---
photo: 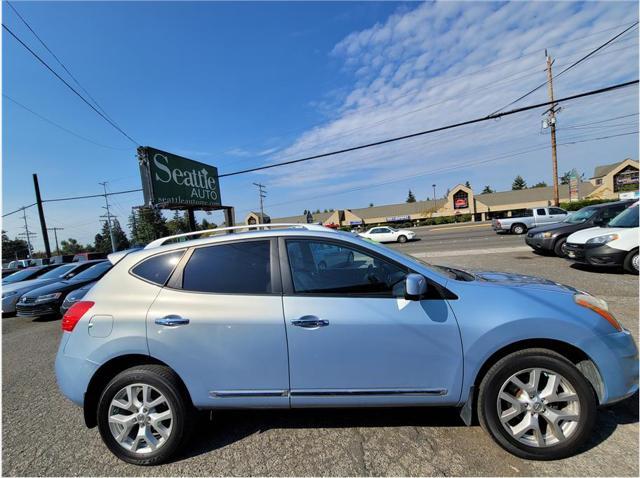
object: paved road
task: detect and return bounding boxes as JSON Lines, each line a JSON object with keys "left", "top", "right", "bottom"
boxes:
{"left": 2, "top": 234, "right": 638, "bottom": 476}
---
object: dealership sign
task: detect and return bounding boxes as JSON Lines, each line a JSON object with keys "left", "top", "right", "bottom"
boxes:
{"left": 138, "top": 147, "right": 221, "bottom": 208}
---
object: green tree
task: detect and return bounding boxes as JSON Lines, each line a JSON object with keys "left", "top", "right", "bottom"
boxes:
{"left": 94, "top": 219, "right": 130, "bottom": 253}
{"left": 531, "top": 181, "right": 548, "bottom": 188}
{"left": 166, "top": 211, "right": 190, "bottom": 235}
{"left": 60, "top": 238, "right": 87, "bottom": 254}
{"left": 1, "top": 231, "right": 30, "bottom": 260}
{"left": 560, "top": 170, "right": 585, "bottom": 185}
{"left": 481, "top": 185, "right": 494, "bottom": 194}
{"left": 406, "top": 189, "right": 416, "bottom": 203}
{"left": 129, "top": 208, "right": 168, "bottom": 246}
{"left": 512, "top": 175, "right": 527, "bottom": 190}
{"left": 199, "top": 219, "right": 217, "bottom": 230}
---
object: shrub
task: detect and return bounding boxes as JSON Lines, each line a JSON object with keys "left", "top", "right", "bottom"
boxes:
{"left": 559, "top": 198, "right": 616, "bottom": 211}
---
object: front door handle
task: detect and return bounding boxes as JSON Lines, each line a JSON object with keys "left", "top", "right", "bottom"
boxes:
{"left": 155, "top": 315, "right": 189, "bottom": 327}
{"left": 291, "top": 315, "right": 329, "bottom": 328}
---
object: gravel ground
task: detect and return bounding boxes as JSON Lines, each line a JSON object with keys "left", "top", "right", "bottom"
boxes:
{"left": 2, "top": 233, "right": 638, "bottom": 476}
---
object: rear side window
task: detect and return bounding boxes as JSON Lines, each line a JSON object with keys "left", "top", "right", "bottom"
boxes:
{"left": 182, "top": 241, "right": 271, "bottom": 294}
{"left": 131, "top": 250, "right": 185, "bottom": 285}
{"left": 536, "top": 209, "right": 546, "bottom": 216}
{"left": 549, "top": 208, "right": 566, "bottom": 215}
{"left": 601, "top": 204, "right": 627, "bottom": 220}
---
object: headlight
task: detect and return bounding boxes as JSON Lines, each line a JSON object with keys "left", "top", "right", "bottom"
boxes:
{"left": 35, "top": 292, "right": 62, "bottom": 303}
{"left": 586, "top": 233, "right": 619, "bottom": 245}
{"left": 574, "top": 293, "right": 622, "bottom": 332}
{"left": 2, "top": 291, "right": 17, "bottom": 298}
{"left": 534, "top": 232, "right": 553, "bottom": 239}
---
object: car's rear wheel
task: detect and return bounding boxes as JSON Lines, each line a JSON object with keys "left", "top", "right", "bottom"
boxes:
{"left": 397, "top": 235, "right": 408, "bottom": 243}
{"left": 511, "top": 224, "right": 527, "bottom": 235}
{"left": 553, "top": 238, "right": 567, "bottom": 258}
{"left": 97, "top": 365, "right": 193, "bottom": 465}
{"left": 623, "top": 249, "right": 639, "bottom": 275}
{"left": 478, "top": 349, "right": 596, "bottom": 460}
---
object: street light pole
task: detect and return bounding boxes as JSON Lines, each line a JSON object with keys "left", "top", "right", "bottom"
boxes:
{"left": 432, "top": 184, "right": 436, "bottom": 201}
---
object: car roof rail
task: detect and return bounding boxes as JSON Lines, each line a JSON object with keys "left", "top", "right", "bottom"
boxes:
{"left": 144, "top": 223, "right": 331, "bottom": 249}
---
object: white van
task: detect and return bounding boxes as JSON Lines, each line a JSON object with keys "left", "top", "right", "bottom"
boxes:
{"left": 564, "top": 201, "right": 638, "bottom": 274}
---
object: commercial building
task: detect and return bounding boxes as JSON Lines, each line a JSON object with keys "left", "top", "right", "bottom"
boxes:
{"left": 245, "top": 158, "right": 639, "bottom": 228}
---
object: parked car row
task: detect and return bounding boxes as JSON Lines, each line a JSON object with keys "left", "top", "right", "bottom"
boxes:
{"left": 1, "top": 260, "right": 109, "bottom": 317}
{"left": 524, "top": 200, "right": 638, "bottom": 274}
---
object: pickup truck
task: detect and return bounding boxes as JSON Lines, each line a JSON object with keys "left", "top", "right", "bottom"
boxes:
{"left": 492, "top": 206, "right": 568, "bottom": 234}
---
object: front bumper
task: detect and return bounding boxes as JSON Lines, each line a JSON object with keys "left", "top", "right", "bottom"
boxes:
{"left": 2, "top": 294, "right": 20, "bottom": 314}
{"left": 564, "top": 243, "right": 627, "bottom": 267}
{"left": 525, "top": 234, "right": 554, "bottom": 252}
{"left": 16, "top": 300, "right": 61, "bottom": 317}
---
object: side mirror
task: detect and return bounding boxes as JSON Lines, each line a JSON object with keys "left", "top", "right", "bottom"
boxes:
{"left": 405, "top": 273, "right": 427, "bottom": 301}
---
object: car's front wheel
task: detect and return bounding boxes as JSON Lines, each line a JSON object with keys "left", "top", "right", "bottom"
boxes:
{"left": 623, "top": 249, "right": 639, "bottom": 275}
{"left": 553, "top": 238, "right": 567, "bottom": 258}
{"left": 397, "top": 235, "right": 408, "bottom": 243}
{"left": 97, "top": 365, "right": 193, "bottom": 465}
{"left": 478, "top": 349, "right": 596, "bottom": 460}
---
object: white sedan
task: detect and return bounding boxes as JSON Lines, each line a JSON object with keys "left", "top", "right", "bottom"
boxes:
{"left": 358, "top": 226, "right": 416, "bottom": 243}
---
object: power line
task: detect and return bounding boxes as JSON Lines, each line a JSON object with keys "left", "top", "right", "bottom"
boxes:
{"left": 490, "top": 21, "right": 639, "bottom": 114}
{"left": 3, "top": 94, "right": 131, "bottom": 150}
{"left": 218, "top": 79, "right": 638, "bottom": 178}
{"left": 2, "top": 23, "right": 140, "bottom": 146}
{"left": 2, "top": 203, "right": 37, "bottom": 218}
{"left": 42, "top": 188, "right": 143, "bottom": 203}
{"left": 6, "top": 1, "right": 121, "bottom": 127}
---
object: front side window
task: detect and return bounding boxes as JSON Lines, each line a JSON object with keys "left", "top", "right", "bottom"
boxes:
{"left": 182, "top": 241, "right": 271, "bottom": 294}
{"left": 132, "top": 250, "right": 185, "bottom": 286}
{"left": 286, "top": 240, "right": 406, "bottom": 296}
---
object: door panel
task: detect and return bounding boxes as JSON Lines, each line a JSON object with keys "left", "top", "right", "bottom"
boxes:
{"left": 284, "top": 296, "right": 463, "bottom": 406}
{"left": 147, "top": 290, "right": 289, "bottom": 408}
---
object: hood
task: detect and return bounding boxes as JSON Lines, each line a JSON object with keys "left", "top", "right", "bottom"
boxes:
{"left": 2, "top": 278, "right": 58, "bottom": 294}
{"left": 21, "top": 279, "right": 86, "bottom": 299}
{"left": 567, "top": 226, "right": 633, "bottom": 244}
{"left": 528, "top": 221, "right": 588, "bottom": 235}
{"left": 473, "top": 271, "right": 579, "bottom": 294}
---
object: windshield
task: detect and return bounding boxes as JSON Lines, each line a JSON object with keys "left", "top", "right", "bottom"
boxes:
{"left": 3, "top": 268, "right": 40, "bottom": 284}
{"left": 607, "top": 205, "right": 638, "bottom": 228}
{"left": 39, "top": 264, "right": 76, "bottom": 279}
{"left": 68, "top": 261, "right": 111, "bottom": 282}
{"left": 563, "top": 208, "right": 596, "bottom": 224}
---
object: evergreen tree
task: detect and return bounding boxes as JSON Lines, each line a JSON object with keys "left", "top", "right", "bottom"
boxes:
{"left": 1, "top": 230, "right": 30, "bottom": 260}
{"left": 531, "top": 181, "right": 548, "bottom": 188}
{"left": 166, "top": 210, "right": 190, "bottom": 235}
{"left": 199, "top": 219, "right": 217, "bottom": 230}
{"left": 129, "top": 207, "right": 168, "bottom": 246}
{"left": 512, "top": 175, "right": 527, "bottom": 190}
{"left": 94, "top": 219, "right": 130, "bottom": 253}
{"left": 60, "top": 238, "right": 87, "bottom": 254}
{"left": 406, "top": 189, "right": 416, "bottom": 203}
{"left": 481, "top": 185, "right": 494, "bottom": 194}
{"left": 560, "top": 170, "right": 585, "bottom": 185}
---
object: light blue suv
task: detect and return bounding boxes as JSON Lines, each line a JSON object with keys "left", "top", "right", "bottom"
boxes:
{"left": 55, "top": 224, "right": 638, "bottom": 465}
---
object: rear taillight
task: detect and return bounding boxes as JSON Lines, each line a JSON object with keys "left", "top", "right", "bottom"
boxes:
{"left": 61, "top": 301, "right": 94, "bottom": 332}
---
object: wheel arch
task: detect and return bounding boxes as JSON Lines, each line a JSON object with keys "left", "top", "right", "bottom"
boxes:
{"left": 83, "top": 354, "right": 193, "bottom": 428}
{"left": 510, "top": 223, "right": 527, "bottom": 233}
{"left": 460, "top": 338, "right": 604, "bottom": 425}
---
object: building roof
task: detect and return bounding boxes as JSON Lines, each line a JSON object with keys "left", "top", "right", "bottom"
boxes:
{"left": 477, "top": 182, "right": 596, "bottom": 207}
{"left": 248, "top": 211, "right": 271, "bottom": 220}
{"left": 591, "top": 159, "right": 633, "bottom": 179}
{"left": 350, "top": 199, "right": 446, "bottom": 220}
{"left": 272, "top": 211, "right": 333, "bottom": 223}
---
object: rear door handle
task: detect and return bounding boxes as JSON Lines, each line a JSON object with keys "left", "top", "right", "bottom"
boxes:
{"left": 155, "top": 315, "right": 189, "bottom": 327}
{"left": 291, "top": 315, "right": 329, "bottom": 328}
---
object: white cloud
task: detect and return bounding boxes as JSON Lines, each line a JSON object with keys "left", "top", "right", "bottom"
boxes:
{"left": 254, "top": 1, "right": 638, "bottom": 214}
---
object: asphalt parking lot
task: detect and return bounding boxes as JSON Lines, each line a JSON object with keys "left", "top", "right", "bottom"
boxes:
{"left": 3, "top": 223, "right": 638, "bottom": 476}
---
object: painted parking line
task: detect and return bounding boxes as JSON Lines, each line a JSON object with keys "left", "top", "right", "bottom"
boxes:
{"left": 411, "top": 246, "right": 531, "bottom": 258}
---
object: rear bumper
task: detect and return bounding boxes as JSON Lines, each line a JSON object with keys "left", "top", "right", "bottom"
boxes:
{"left": 55, "top": 333, "right": 97, "bottom": 407}
{"left": 564, "top": 243, "right": 627, "bottom": 267}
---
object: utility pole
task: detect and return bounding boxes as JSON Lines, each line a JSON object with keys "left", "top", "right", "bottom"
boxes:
{"left": 253, "top": 183, "right": 267, "bottom": 223}
{"left": 32, "top": 174, "right": 52, "bottom": 258}
{"left": 19, "top": 208, "right": 35, "bottom": 258}
{"left": 432, "top": 184, "right": 436, "bottom": 201}
{"left": 47, "top": 227, "right": 64, "bottom": 255}
{"left": 545, "top": 51, "right": 560, "bottom": 207}
{"left": 99, "top": 182, "right": 117, "bottom": 252}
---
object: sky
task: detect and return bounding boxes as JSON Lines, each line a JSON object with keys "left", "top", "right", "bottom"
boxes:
{"left": 2, "top": 1, "right": 639, "bottom": 250}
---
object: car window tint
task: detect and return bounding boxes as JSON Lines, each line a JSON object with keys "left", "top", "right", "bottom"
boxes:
{"left": 601, "top": 204, "right": 627, "bottom": 219}
{"left": 182, "top": 241, "right": 271, "bottom": 294}
{"left": 132, "top": 251, "right": 185, "bottom": 286}
{"left": 286, "top": 240, "right": 407, "bottom": 296}
{"left": 549, "top": 208, "right": 565, "bottom": 215}
{"left": 69, "top": 261, "right": 111, "bottom": 282}
{"left": 370, "top": 228, "right": 382, "bottom": 234}
{"left": 39, "top": 264, "right": 76, "bottom": 279}
{"left": 536, "top": 209, "right": 546, "bottom": 215}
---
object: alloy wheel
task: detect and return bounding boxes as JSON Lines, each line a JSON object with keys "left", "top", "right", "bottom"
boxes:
{"left": 496, "top": 368, "right": 580, "bottom": 448}
{"left": 108, "top": 383, "right": 173, "bottom": 454}
{"left": 632, "top": 253, "right": 639, "bottom": 272}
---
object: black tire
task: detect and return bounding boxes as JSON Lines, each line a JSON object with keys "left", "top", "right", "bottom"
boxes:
{"left": 397, "top": 235, "right": 408, "bottom": 243}
{"left": 97, "top": 365, "right": 193, "bottom": 465}
{"left": 511, "top": 224, "right": 527, "bottom": 235}
{"left": 623, "top": 248, "right": 639, "bottom": 275}
{"left": 477, "top": 348, "right": 596, "bottom": 460}
{"left": 553, "top": 237, "right": 567, "bottom": 258}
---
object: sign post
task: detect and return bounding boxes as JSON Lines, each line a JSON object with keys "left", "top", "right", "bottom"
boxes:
{"left": 137, "top": 146, "right": 233, "bottom": 231}
{"left": 569, "top": 168, "right": 580, "bottom": 202}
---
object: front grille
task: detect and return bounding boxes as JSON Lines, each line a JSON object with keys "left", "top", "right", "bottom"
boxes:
{"left": 16, "top": 303, "right": 58, "bottom": 317}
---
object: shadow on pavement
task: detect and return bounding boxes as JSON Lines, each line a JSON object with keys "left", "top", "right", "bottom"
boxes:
{"left": 175, "top": 394, "right": 638, "bottom": 463}
{"left": 569, "top": 263, "right": 627, "bottom": 275}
